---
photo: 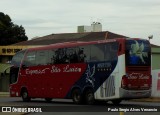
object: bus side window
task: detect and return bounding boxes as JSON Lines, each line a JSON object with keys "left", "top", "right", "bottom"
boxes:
{"left": 78, "top": 46, "right": 90, "bottom": 62}
{"left": 48, "top": 50, "right": 56, "bottom": 64}
{"left": 23, "top": 51, "right": 36, "bottom": 67}
{"left": 90, "top": 44, "right": 105, "bottom": 62}
{"left": 54, "top": 48, "right": 68, "bottom": 64}
{"left": 110, "top": 42, "right": 119, "bottom": 61}
{"left": 36, "top": 50, "right": 48, "bottom": 66}
{"left": 105, "top": 42, "right": 118, "bottom": 61}
{"left": 66, "top": 47, "right": 78, "bottom": 63}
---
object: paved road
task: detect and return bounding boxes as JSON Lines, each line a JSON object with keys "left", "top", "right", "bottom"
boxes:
{"left": 0, "top": 97, "right": 160, "bottom": 115}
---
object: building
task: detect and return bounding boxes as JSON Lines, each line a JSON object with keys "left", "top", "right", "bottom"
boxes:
{"left": 77, "top": 25, "right": 92, "bottom": 33}
{"left": 77, "top": 22, "right": 102, "bottom": 33}
{"left": 91, "top": 22, "right": 102, "bottom": 32}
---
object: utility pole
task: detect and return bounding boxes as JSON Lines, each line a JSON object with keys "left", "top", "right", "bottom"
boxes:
{"left": 120, "top": 111, "right": 124, "bottom": 115}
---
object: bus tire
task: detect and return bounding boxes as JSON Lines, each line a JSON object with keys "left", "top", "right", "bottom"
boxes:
{"left": 72, "top": 89, "right": 82, "bottom": 104}
{"left": 84, "top": 89, "right": 95, "bottom": 105}
{"left": 45, "top": 98, "right": 52, "bottom": 102}
{"left": 21, "top": 89, "right": 31, "bottom": 102}
{"left": 111, "top": 99, "right": 122, "bottom": 105}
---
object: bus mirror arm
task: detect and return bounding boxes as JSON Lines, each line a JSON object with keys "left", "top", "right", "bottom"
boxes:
{"left": 22, "top": 65, "right": 28, "bottom": 69}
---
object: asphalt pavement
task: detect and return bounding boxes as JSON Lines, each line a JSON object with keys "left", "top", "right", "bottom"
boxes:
{"left": 0, "top": 97, "right": 160, "bottom": 115}
{"left": 1, "top": 92, "right": 160, "bottom": 102}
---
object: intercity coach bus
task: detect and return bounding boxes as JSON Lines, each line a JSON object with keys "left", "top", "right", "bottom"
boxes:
{"left": 9, "top": 38, "right": 151, "bottom": 105}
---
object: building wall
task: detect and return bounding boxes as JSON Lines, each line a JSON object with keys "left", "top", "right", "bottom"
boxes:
{"left": 77, "top": 26, "right": 92, "bottom": 33}
{"left": 152, "top": 70, "right": 160, "bottom": 97}
{"left": 0, "top": 56, "right": 12, "bottom": 63}
{"left": 152, "top": 47, "right": 160, "bottom": 70}
{"left": 0, "top": 74, "right": 9, "bottom": 92}
{"left": 91, "top": 22, "right": 102, "bottom": 32}
{"left": 0, "top": 63, "right": 10, "bottom": 92}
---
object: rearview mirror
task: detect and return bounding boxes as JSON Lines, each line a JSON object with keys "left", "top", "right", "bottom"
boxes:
{"left": 22, "top": 65, "right": 28, "bottom": 69}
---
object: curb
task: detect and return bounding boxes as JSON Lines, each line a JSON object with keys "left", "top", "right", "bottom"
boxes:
{"left": 0, "top": 92, "right": 9, "bottom": 97}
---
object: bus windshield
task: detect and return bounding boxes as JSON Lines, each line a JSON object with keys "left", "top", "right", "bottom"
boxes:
{"left": 10, "top": 50, "right": 26, "bottom": 84}
{"left": 125, "top": 39, "right": 151, "bottom": 66}
{"left": 11, "top": 50, "right": 26, "bottom": 67}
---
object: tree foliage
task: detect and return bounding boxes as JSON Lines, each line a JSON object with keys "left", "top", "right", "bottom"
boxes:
{"left": 0, "top": 12, "right": 28, "bottom": 45}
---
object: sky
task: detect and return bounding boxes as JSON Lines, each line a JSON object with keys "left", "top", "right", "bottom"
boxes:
{"left": 0, "top": 0, "right": 160, "bottom": 45}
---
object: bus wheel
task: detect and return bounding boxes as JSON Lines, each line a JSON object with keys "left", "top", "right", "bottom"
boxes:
{"left": 85, "top": 89, "right": 95, "bottom": 105}
{"left": 72, "top": 89, "right": 82, "bottom": 104}
{"left": 45, "top": 98, "right": 52, "bottom": 102}
{"left": 111, "top": 99, "right": 122, "bottom": 105}
{"left": 21, "top": 89, "right": 31, "bottom": 102}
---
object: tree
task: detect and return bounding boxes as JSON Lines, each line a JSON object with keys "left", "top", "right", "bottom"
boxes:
{"left": 0, "top": 12, "right": 28, "bottom": 45}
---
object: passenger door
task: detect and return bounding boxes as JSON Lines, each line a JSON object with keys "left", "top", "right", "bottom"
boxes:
{"left": 19, "top": 51, "right": 42, "bottom": 97}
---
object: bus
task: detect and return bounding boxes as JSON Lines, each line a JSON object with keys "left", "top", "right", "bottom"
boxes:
{"left": 9, "top": 38, "right": 151, "bottom": 105}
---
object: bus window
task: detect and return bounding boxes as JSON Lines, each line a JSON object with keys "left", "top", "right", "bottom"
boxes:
{"left": 36, "top": 50, "right": 48, "bottom": 65}
{"left": 125, "top": 40, "right": 151, "bottom": 66}
{"left": 48, "top": 49, "right": 56, "bottom": 64}
{"left": 54, "top": 48, "right": 68, "bottom": 64}
{"left": 23, "top": 51, "right": 36, "bottom": 67}
{"left": 90, "top": 44, "right": 105, "bottom": 62}
{"left": 105, "top": 42, "right": 118, "bottom": 61}
{"left": 66, "top": 47, "right": 78, "bottom": 63}
{"left": 78, "top": 46, "right": 90, "bottom": 62}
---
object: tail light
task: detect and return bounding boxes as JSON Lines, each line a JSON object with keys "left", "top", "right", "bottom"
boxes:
{"left": 121, "top": 75, "right": 128, "bottom": 89}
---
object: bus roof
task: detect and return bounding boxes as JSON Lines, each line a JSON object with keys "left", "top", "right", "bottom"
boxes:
{"left": 27, "top": 39, "right": 119, "bottom": 51}
{"left": 26, "top": 38, "right": 149, "bottom": 51}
